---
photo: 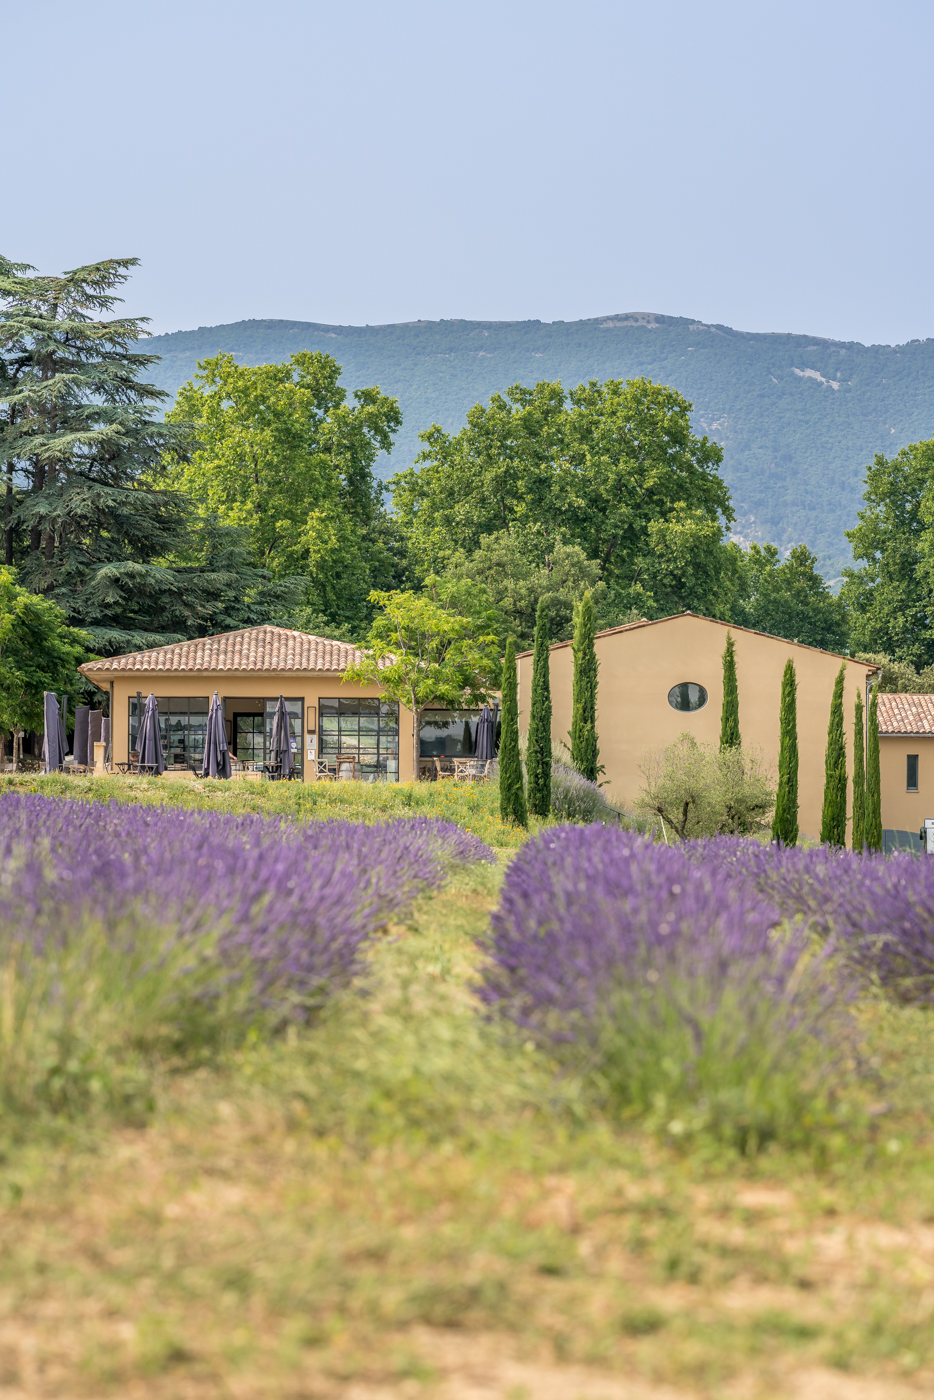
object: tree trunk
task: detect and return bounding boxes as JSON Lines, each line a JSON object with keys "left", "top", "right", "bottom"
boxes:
{"left": 412, "top": 703, "right": 421, "bottom": 783}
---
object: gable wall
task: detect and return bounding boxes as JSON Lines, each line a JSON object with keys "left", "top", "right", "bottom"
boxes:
{"left": 517, "top": 614, "right": 876, "bottom": 840}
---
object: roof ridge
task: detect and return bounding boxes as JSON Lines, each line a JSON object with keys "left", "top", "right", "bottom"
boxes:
{"left": 78, "top": 624, "right": 370, "bottom": 679}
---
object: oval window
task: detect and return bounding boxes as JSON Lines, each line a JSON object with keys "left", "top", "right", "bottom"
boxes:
{"left": 668, "top": 682, "right": 708, "bottom": 712}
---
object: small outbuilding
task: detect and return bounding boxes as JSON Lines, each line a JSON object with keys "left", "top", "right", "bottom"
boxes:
{"left": 877, "top": 694, "right": 934, "bottom": 851}
{"left": 517, "top": 611, "right": 879, "bottom": 840}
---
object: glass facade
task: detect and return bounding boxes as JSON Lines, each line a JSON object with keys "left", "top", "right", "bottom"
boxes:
{"left": 419, "top": 709, "right": 482, "bottom": 758}
{"left": 319, "top": 698, "right": 399, "bottom": 781}
{"left": 129, "top": 696, "right": 209, "bottom": 767}
{"left": 233, "top": 714, "right": 264, "bottom": 763}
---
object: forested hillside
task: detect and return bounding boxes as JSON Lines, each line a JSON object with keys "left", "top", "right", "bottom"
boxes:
{"left": 144, "top": 312, "right": 934, "bottom": 573}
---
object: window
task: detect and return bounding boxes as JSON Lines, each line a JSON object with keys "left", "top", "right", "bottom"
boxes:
{"left": 129, "top": 696, "right": 209, "bottom": 765}
{"left": 319, "top": 698, "right": 399, "bottom": 781}
{"left": 234, "top": 714, "right": 264, "bottom": 763}
{"left": 668, "top": 682, "right": 708, "bottom": 712}
{"left": 907, "top": 754, "right": 919, "bottom": 791}
{"left": 420, "top": 709, "right": 483, "bottom": 758}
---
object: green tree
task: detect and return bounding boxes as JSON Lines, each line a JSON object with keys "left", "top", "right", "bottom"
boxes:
{"left": 0, "top": 566, "right": 93, "bottom": 766}
{"left": 166, "top": 352, "right": 405, "bottom": 634}
{"left": 392, "top": 377, "right": 736, "bottom": 618}
{"left": 498, "top": 635, "right": 527, "bottom": 828}
{"left": 637, "top": 733, "right": 775, "bottom": 840}
{"left": 446, "top": 530, "right": 627, "bottom": 650}
{"left": 866, "top": 687, "right": 883, "bottom": 851}
{"left": 526, "top": 598, "right": 552, "bottom": 817}
{"left": 734, "top": 543, "right": 848, "bottom": 651}
{"left": 570, "top": 590, "right": 600, "bottom": 782}
{"left": 0, "top": 255, "right": 291, "bottom": 654}
{"left": 841, "top": 440, "right": 934, "bottom": 668}
{"left": 719, "top": 632, "right": 740, "bottom": 750}
{"left": 343, "top": 577, "right": 499, "bottom": 783}
{"left": 852, "top": 690, "right": 866, "bottom": 852}
{"left": 820, "top": 664, "right": 848, "bottom": 847}
{"left": 772, "top": 658, "right": 799, "bottom": 846}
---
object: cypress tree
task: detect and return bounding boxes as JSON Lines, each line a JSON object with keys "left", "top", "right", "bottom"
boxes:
{"left": 720, "top": 632, "right": 740, "bottom": 749}
{"left": 526, "top": 598, "right": 552, "bottom": 817}
{"left": 499, "top": 635, "right": 527, "bottom": 828}
{"left": 820, "top": 663, "right": 848, "bottom": 847}
{"left": 570, "top": 589, "right": 600, "bottom": 782}
{"left": 852, "top": 691, "right": 866, "bottom": 852}
{"left": 772, "top": 657, "right": 798, "bottom": 845}
{"left": 866, "top": 686, "right": 883, "bottom": 852}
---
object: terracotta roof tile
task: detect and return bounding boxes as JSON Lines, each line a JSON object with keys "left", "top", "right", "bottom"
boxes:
{"left": 877, "top": 693, "right": 934, "bottom": 736}
{"left": 79, "top": 626, "right": 375, "bottom": 677}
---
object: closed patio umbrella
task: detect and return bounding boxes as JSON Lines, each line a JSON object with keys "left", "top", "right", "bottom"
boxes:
{"left": 136, "top": 693, "right": 165, "bottom": 775}
{"left": 475, "top": 704, "right": 495, "bottom": 762}
{"left": 269, "top": 695, "right": 293, "bottom": 779}
{"left": 42, "top": 693, "right": 63, "bottom": 772}
{"left": 201, "top": 691, "right": 231, "bottom": 780}
{"left": 74, "top": 705, "right": 90, "bottom": 767}
{"left": 88, "top": 710, "right": 103, "bottom": 768}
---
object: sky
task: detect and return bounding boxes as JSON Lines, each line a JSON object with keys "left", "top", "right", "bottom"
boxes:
{"left": 5, "top": 0, "right": 934, "bottom": 344}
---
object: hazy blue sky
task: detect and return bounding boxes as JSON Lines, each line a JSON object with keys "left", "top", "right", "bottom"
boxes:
{"left": 6, "top": 0, "right": 933, "bottom": 343}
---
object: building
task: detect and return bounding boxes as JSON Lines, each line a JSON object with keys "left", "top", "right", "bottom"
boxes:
{"left": 877, "top": 694, "right": 934, "bottom": 850}
{"left": 79, "top": 624, "right": 489, "bottom": 781}
{"left": 517, "top": 611, "right": 879, "bottom": 840}
{"left": 80, "top": 626, "right": 411, "bottom": 780}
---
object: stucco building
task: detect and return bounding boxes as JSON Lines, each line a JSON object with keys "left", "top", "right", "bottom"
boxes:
{"left": 517, "top": 611, "right": 879, "bottom": 841}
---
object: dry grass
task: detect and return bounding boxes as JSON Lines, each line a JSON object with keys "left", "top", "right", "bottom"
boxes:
{"left": 0, "top": 861, "right": 933, "bottom": 1398}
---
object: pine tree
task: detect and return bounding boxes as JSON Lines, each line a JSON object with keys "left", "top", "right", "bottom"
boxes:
{"left": 0, "top": 256, "right": 302, "bottom": 653}
{"left": 820, "top": 663, "right": 848, "bottom": 847}
{"left": 570, "top": 589, "right": 600, "bottom": 782}
{"left": 526, "top": 598, "right": 552, "bottom": 817}
{"left": 866, "top": 686, "right": 883, "bottom": 851}
{"left": 852, "top": 691, "right": 866, "bottom": 852}
{"left": 720, "top": 632, "right": 740, "bottom": 749}
{"left": 772, "top": 658, "right": 798, "bottom": 845}
{"left": 499, "top": 636, "right": 528, "bottom": 827}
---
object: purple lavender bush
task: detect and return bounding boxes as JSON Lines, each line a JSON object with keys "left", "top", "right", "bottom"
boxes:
{"left": 482, "top": 827, "right": 857, "bottom": 1152}
{"left": 689, "top": 839, "right": 934, "bottom": 1005}
{"left": 0, "top": 794, "right": 492, "bottom": 1118}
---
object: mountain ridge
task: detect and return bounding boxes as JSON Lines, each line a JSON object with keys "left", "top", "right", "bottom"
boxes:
{"left": 143, "top": 312, "right": 934, "bottom": 574}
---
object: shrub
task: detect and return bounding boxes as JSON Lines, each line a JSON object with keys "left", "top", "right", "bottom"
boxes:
{"left": 636, "top": 733, "right": 775, "bottom": 839}
{"left": 0, "top": 794, "right": 492, "bottom": 1120}
{"left": 482, "top": 827, "right": 855, "bottom": 1153}
{"left": 549, "top": 763, "right": 618, "bottom": 824}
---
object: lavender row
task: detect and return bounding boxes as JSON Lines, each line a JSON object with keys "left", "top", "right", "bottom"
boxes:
{"left": 0, "top": 795, "right": 493, "bottom": 1017}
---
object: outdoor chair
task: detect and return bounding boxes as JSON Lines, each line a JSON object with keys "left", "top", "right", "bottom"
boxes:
{"left": 435, "top": 757, "right": 456, "bottom": 780}
{"left": 312, "top": 758, "right": 336, "bottom": 781}
{"left": 465, "top": 758, "right": 492, "bottom": 780}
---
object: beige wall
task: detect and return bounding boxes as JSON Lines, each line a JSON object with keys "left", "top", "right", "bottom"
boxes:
{"left": 86, "top": 673, "right": 416, "bottom": 781}
{"left": 517, "top": 613, "right": 876, "bottom": 841}
{"left": 879, "top": 736, "right": 934, "bottom": 833}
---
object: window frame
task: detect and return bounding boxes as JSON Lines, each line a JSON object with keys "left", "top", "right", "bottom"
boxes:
{"left": 907, "top": 753, "right": 919, "bottom": 792}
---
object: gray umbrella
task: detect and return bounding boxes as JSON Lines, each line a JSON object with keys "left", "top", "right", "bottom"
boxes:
{"left": 42, "top": 693, "right": 63, "bottom": 772}
{"left": 201, "top": 691, "right": 231, "bottom": 780}
{"left": 136, "top": 693, "right": 165, "bottom": 774}
{"left": 475, "top": 704, "right": 495, "bottom": 762}
{"left": 59, "top": 694, "right": 69, "bottom": 762}
{"left": 269, "top": 695, "right": 294, "bottom": 779}
{"left": 73, "top": 705, "right": 90, "bottom": 767}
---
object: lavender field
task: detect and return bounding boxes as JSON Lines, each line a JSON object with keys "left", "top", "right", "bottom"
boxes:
{"left": 3, "top": 791, "right": 934, "bottom": 1397}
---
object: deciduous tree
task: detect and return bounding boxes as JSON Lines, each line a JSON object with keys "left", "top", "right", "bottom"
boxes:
{"left": 343, "top": 577, "right": 499, "bottom": 783}
{"left": 734, "top": 543, "right": 848, "bottom": 651}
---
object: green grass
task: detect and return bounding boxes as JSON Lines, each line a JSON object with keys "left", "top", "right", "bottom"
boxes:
{"left": 2, "top": 781, "right": 934, "bottom": 1395}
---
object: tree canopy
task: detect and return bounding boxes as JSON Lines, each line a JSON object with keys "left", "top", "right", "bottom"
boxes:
{"left": 166, "top": 352, "right": 406, "bottom": 633}
{"left": 0, "top": 255, "right": 295, "bottom": 654}
{"left": 391, "top": 377, "right": 737, "bottom": 621}
{"left": 734, "top": 543, "right": 848, "bottom": 652}
{"left": 0, "top": 566, "right": 93, "bottom": 740}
